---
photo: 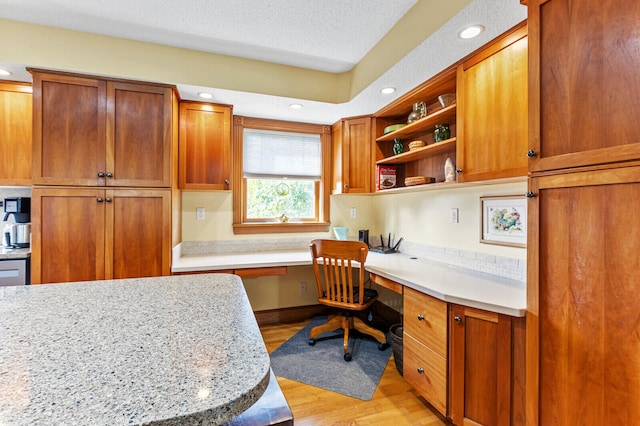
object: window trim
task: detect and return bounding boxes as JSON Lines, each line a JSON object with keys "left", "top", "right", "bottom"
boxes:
{"left": 232, "top": 116, "right": 331, "bottom": 234}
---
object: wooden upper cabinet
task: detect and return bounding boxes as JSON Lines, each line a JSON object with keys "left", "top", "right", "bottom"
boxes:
{"left": 179, "top": 101, "right": 232, "bottom": 190}
{"left": 456, "top": 22, "right": 528, "bottom": 182}
{"left": 528, "top": 0, "right": 640, "bottom": 172}
{"left": 331, "top": 116, "right": 372, "bottom": 194}
{"left": 31, "top": 70, "right": 174, "bottom": 187}
{"left": 0, "top": 82, "right": 32, "bottom": 185}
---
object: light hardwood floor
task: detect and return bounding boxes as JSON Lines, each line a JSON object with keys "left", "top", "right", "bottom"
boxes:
{"left": 260, "top": 320, "right": 448, "bottom": 426}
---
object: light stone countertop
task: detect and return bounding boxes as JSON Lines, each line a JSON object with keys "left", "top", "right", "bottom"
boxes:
{"left": 0, "top": 274, "right": 271, "bottom": 425}
{"left": 0, "top": 246, "right": 30, "bottom": 259}
{"left": 172, "top": 249, "right": 526, "bottom": 317}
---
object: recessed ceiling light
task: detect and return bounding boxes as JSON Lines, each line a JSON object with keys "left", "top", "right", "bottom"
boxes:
{"left": 198, "top": 92, "right": 213, "bottom": 99}
{"left": 289, "top": 103, "right": 303, "bottom": 109}
{"left": 459, "top": 25, "right": 485, "bottom": 40}
{"left": 380, "top": 87, "right": 396, "bottom": 95}
{"left": 0, "top": 69, "right": 12, "bottom": 76}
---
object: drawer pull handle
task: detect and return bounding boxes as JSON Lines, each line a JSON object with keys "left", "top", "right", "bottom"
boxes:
{"left": 454, "top": 315, "right": 462, "bottom": 323}
{"left": 417, "top": 367, "right": 424, "bottom": 374}
{"left": 417, "top": 314, "right": 424, "bottom": 321}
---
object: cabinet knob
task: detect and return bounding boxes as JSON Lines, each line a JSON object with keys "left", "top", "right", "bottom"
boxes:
{"left": 526, "top": 191, "right": 535, "bottom": 198}
{"left": 98, "top": 172, "right": 105, "bottom": 178}
{"left": 224, "top": 179, "right": 230, "bottom": 185}
{"left": 455, "top": 168, "right": 462, "bottom": 174}
{"left": 105, "top": 197, "right": 112, "bottom": 203}
{"left": 417, "top": 314, "right": 425, "bottom": 321}
{"left": 526, "top": 150, "right": 537, "bottom": 158}
{"left": 106, "top": 172, "right": 113, "bottom": 178}
{"left": 454, "top": 316, "right": 462, "bottom": 323}
{"left": 344, "top": 184, "right": 349, "bottom": 188}
{"left": 97, "top": 197, "right": 104, "bottom": 203}
{"left": 417, "top": 367, "right": 424, "bottom": 374}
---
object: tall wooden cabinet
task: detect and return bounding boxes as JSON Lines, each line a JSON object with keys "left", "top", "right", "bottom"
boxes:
{"left": 0, "top": 82, "right": 32, "bottom": 185}
{"left": 331, "top": 116, "right": 372, "bottom": 193}
{"left": 30, "top": 70, "right": 178, "bottom": 284}
{"left": 179, "top": 101, "right": 232, "bottom": 190}
{"left": 526, "top": 0, "right": 640, "bottom": 424}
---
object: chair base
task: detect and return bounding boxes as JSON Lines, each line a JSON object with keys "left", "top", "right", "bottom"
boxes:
{"left": 309, "top": 314, "right": 387, "bottom": 360}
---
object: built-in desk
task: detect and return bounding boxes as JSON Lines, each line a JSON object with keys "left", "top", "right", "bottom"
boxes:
{"left": 172, "top": 250, "right": 526, "bottom": 317}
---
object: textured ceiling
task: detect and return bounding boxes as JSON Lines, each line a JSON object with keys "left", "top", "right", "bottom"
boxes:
{"left": 0, "top": 0, "right": 527, "bottom": 123}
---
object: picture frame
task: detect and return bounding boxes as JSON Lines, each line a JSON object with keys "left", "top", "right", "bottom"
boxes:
{"left": 480, "top": 195, "right": 527, "bottom": 248}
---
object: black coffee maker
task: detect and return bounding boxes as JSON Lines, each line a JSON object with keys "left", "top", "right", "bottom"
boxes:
{"left": 3, "top": 197, "right": 30, "bottom": 223}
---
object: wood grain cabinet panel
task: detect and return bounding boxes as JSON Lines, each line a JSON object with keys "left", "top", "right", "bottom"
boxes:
{"left": 179, "top": 101, "right": 232, "bottom": 190}
{"left": 331, "top": 116, "right": 372, "bottom": 193}
{"left": 457, "top": 23, "right": 528, "bottom": 182}
{"left": 31, "top": 70, "right": 174, "bottom": 187}
{"left": 528, "top": 0, "right": 640, "bottom": 172}
{"left": 527, "top": 167, "right": 640, "bottom": 425}
{"left": 31, "top": 188, "right": 171, "bottom": 284}
{"left": 449, "top": 305, "right": 522, "bottom": 426}
{"left": 0, "top": 82, "right": 32, "bottom": 185}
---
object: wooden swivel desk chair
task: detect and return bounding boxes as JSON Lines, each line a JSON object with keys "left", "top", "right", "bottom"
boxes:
{"left": 308, "top": 239, "right": 389, "bottom": 361}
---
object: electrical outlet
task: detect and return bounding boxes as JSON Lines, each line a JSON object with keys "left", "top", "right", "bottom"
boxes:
{"left": 450, "top": 208, "right": 459, "bottom": 223}
{"left": 299, "top": 282, "right": 307, "bottom": 293}
{"left": 350, "top": 207, "right": 357, "bottom": 218}
{"left": 196, "top": 207, "right": 205, "bottom": 220}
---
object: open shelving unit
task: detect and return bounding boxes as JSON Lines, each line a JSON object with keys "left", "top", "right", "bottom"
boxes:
{"left": 373, "top": 66, "right": 458, "bottom": 191}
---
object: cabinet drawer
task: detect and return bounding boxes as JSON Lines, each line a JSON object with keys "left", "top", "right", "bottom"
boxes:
{"left": 403, "top": 334, "right": 447, "bottom": 416}
{"left": 403, "top": 287, "right": 448, "bottom": 357}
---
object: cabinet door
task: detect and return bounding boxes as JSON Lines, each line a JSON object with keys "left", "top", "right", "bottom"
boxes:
{"left": 449, "top": 305, "right": 513, "bottom": 426}
{"left": 527, "top": 167, "right": 640, "bottom": 425}
{"left": 0, "top": 82, "right": 32, "bottom": 185}
{"left": 528, "top": 0, "right": 640, "bottom": 172}
{"left": 179, "top": 101, "right": 232, "bottom": 190}
{"left": 32, "top": 72, "right": 106, "bottom": 186}
{"left": 106, "top": 81, "right": 173, "bottom": 187}
{"left": 31, "top": 188, "right": 106, "bottom": 284}
{"left": 341, "top": 117, "right": 372, "bottom": 193}
{"left": 457, "top": 23, "right": 528, "bottom": 182}
{"left": 106, "top": 189, "right": 171, "bottom": 279}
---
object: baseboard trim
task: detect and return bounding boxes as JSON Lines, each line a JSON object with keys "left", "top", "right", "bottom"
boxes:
{"left": 253, "top": 301, "right": 402, "bottom": 328}
{"left": 253, "top": 305, "right": 330, "bottom": 326}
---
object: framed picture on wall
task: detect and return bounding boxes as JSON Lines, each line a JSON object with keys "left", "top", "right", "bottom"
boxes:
{"left": 480, "top": 195, "right": 527, "bottom": 248}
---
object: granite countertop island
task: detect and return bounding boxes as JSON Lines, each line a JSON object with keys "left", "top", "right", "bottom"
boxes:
{"left": 0, "top": 274, "right": 271, "bottom": 425}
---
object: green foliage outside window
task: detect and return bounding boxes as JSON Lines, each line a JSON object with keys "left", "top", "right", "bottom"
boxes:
{"left": 246, "top": 178, "right": 315, "bottom": 219}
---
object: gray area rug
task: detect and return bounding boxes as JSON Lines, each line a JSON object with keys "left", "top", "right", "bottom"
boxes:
{"left": 269, "top": 316, "right": 391, "bottom": 400}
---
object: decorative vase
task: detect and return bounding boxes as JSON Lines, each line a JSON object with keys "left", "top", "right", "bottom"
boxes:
{"left": 407, "top": 102, "right": 427, "bottom": 124}
{"left": 434, "top": 124, "right": 451, "bottom": 142}
{"left": 393, "top": 138, "right": 404, "bottom": 155}
{"left": 445, "top": 157, "right": 456, "bottom": 182}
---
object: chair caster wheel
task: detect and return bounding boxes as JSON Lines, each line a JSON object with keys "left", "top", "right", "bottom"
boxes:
{"left": 378, "top": 342, "right": 390, "bottom": 351}
{"left": 308, "top": 338, "right": 316, "bottom": 346}
{"left": 344, "top": 353, "right": 352, "bottom": 362}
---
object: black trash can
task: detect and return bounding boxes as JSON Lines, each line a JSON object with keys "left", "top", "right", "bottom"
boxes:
{"left": 389, "top": 323, "right": 403, "bottom": 376}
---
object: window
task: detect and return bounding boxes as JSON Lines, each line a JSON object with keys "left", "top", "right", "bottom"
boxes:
{"left": 232, "top": 117, "right": 331, "bottom": 234}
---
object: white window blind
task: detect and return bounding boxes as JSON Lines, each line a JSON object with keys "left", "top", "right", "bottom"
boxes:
{"left": 243, "top": 129, "right": 321, "bottom": 179}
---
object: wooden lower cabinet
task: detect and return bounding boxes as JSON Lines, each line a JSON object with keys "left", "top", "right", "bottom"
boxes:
{"left": 449, "top": 305, "right": 526, "bottom": 426}
{"left": 31, "top": 187, "right": 171, "bottom": 284}
{"left": 403, "top": 287, "right": 448, "bottom": 415}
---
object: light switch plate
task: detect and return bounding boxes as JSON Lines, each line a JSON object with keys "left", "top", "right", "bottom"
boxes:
{"left": 450, "top": 208, "right": 459, "bottom": 223}
{"left": 350, "top": 207, "right": 357, "bottom": 218}
{"left": 196, "top": 207, "right": 205, "bottom": 220}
